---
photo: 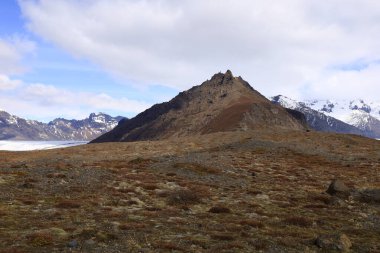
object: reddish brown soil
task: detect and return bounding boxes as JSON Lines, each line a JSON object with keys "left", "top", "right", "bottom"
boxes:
{"left": 0, "top": 129, "right": 379, "bottom": 252}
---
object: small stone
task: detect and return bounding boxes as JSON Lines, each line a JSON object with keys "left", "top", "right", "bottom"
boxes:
{"left": 68, "top": 239, "right": 78, "bottom": 248}
{"left": 315, "top": 233, "right": 352, "bottom": 252}
{"left": 82, "top": 239, "right": 96, "bottom": 250}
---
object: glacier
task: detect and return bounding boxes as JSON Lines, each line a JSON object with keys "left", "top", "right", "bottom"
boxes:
{"left": 0, "top": 141, "right": 87, "bottom": 151}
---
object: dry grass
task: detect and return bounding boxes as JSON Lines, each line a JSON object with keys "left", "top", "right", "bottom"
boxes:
{"left": 118, "top": 223, "right": 146, "bottom": 230}
{"left": 173, "top": 162, "right": 219, "bottom": 174}
{"left": 0, "top": 130, "right": 379, "bottom": 252}
{"left": 55, "top": 200, "right": 81, "bottom": 209}
{"left": 210, "top": 233, "right": 235, "bottom": 241}
{"left": 26, "top": 232, "right": 53, "bottom": 246}
{"left": 283, "top": 216, "right": 314, "bottom": 227}
{"left": 208, "top": 206, "right": 231, "bottom": 213}
{"left": 239, "top": 219, "right": 265, "bottom": 228}
{"left": 153, "top": 241, "right": 184, "bottom": 251}
{"left": 167, "top": 189, "right": 202, "bottom": 206}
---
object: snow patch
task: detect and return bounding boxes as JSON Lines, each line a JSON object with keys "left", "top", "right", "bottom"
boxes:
{"left": 6, "top": 116, "right": 18, "bottom": 125}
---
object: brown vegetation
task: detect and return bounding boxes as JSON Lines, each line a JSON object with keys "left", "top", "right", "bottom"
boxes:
{"left": 0, "top": 129, "right": 379, "bottom": 252}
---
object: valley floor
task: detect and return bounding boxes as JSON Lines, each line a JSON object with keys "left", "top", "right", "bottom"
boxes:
{"left": 0, "top": 130, "right": 379, "bottom": 252}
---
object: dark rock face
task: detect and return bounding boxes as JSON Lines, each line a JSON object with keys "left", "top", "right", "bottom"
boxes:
{"left": 349, "top": 100, "right": 371, "bottom": 113}
{"left": 321, "top": 103, "right": 335, "bottom": 113}
{"left": 357, "top": 189, "right": 380, "bottom": 204}
{"left": 284, "top": 108, "right": 308, "bottom": 128}
{"left": 0, "top": 112, "right": 125, "bottom": 141}
{"left": 91, "top": 71, "right": 306, "bottom": 143}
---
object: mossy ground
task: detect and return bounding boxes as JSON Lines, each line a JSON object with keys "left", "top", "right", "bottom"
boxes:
{"left": 0, "top": 130, "right": 379, "bottom": 252}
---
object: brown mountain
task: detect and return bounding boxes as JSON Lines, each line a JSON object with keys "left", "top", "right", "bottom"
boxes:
{"left": 91, "top": 70, "right": 306, "bottom": 143}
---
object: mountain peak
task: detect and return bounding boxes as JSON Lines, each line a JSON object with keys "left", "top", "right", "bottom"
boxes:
{"left": 225, "top": 69, "right": 233, "bottom": 79}
{"left": 209, "top": 70, "right": 235, "bottom": 84}
{"left": 91, "top": 72, "right": 306, "bottom": 143}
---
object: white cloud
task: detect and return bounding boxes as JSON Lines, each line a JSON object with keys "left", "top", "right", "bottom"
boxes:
{"left": 18, "top": 0, "right": 380, "bottom": 100}
{"left": 0, "top": 81, "right": 151, "bottom": 121}
{"left": 0, "top": 36, "right": 35, "bottom": 75}
{"left": 308, "top": 63, "right": 380, "bottom": 100}
{"left": 0, "top": 75, "right": 22, "bottom": 90}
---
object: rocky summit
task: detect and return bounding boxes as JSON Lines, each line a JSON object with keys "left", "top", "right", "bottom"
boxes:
{"left": 91, "top": 71, "right": 306, "bottom": 143}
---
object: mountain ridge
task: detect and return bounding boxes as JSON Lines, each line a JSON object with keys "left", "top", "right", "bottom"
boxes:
{"left": 271, "top": 95, "right": 380, "bottom": 138}
{"left": 0, "top": 111, "right": 125, "bottom": 141}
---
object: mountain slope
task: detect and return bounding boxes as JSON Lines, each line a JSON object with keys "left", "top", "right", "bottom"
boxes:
{"left": 0, "top": 112, "right": 124, "bottom": 141}
{"left": 303, "top": 99, "right": 380, "bottom": 138}
{"left": 271, "top": 95, "right": 368, "bottom": 136}
{"left": 91, "top": 71, "right": 306, "bottom": 143}
{"left": 0, "top": 111, "right": 55, "bottom": 140}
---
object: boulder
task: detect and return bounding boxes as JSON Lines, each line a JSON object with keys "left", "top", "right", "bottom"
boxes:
{"left": 326, "top": 179, "right": 351, "bottom": 198}
{"left": 315, "top": 233, "right": 352, "bottom": 252}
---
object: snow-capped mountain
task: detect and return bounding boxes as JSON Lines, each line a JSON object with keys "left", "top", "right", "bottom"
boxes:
{"left": 0, "top": 111, "right": 125, "bottom": 141}
{"left": 271, "top": 95, "right": 367, "bottom": 136}
{"left": 271, "top": 96, "right": 380, "bottom": 138}
{"left": 303, "top": 99, "right": 380, "bottom": 137}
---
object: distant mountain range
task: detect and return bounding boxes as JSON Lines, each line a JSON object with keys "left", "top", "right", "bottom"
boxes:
{"left": 271, "top": 95, "right": 380, "bottom": 139}
{"left": 0, "top": 111, "right": 125, "bottom": 141}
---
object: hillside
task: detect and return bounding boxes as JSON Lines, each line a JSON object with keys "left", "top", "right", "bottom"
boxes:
{"left": 92, "top": 71, "right": 306, "bottom": 143}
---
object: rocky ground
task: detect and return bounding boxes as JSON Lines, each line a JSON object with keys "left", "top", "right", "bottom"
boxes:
{"left": 0, "top": 129, "right": 379, "bottom": 252}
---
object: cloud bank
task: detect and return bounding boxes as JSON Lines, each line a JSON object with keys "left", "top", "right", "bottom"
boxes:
{"left": 0, "top": 30, "right": 149, "bottom": 120}
{"left": 0, "top": 78, "right": 151, "bottom": 122}
{"left": 18, "top": 0, "right": 380, "bottom": 100}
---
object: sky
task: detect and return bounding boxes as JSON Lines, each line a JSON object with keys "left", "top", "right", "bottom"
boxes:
{"left": 0, "top": 0, "right": 379, "bottom": 122}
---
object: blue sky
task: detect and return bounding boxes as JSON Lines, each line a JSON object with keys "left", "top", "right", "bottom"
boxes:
{"left": 0, "top": 0, "right": 178, "bottom": 121}
{"left": 0, "top": 0, "right": 379, "bottom": 122}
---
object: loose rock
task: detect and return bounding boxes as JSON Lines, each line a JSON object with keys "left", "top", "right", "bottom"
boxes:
{"left": 82, "top": 239, "right": 96, "bottom": 250}
{"left": 68, "top": 239, "right": 79, "bottom": 248}
{"left": 315, "top": 233, "right": 352, "bottom": 252}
